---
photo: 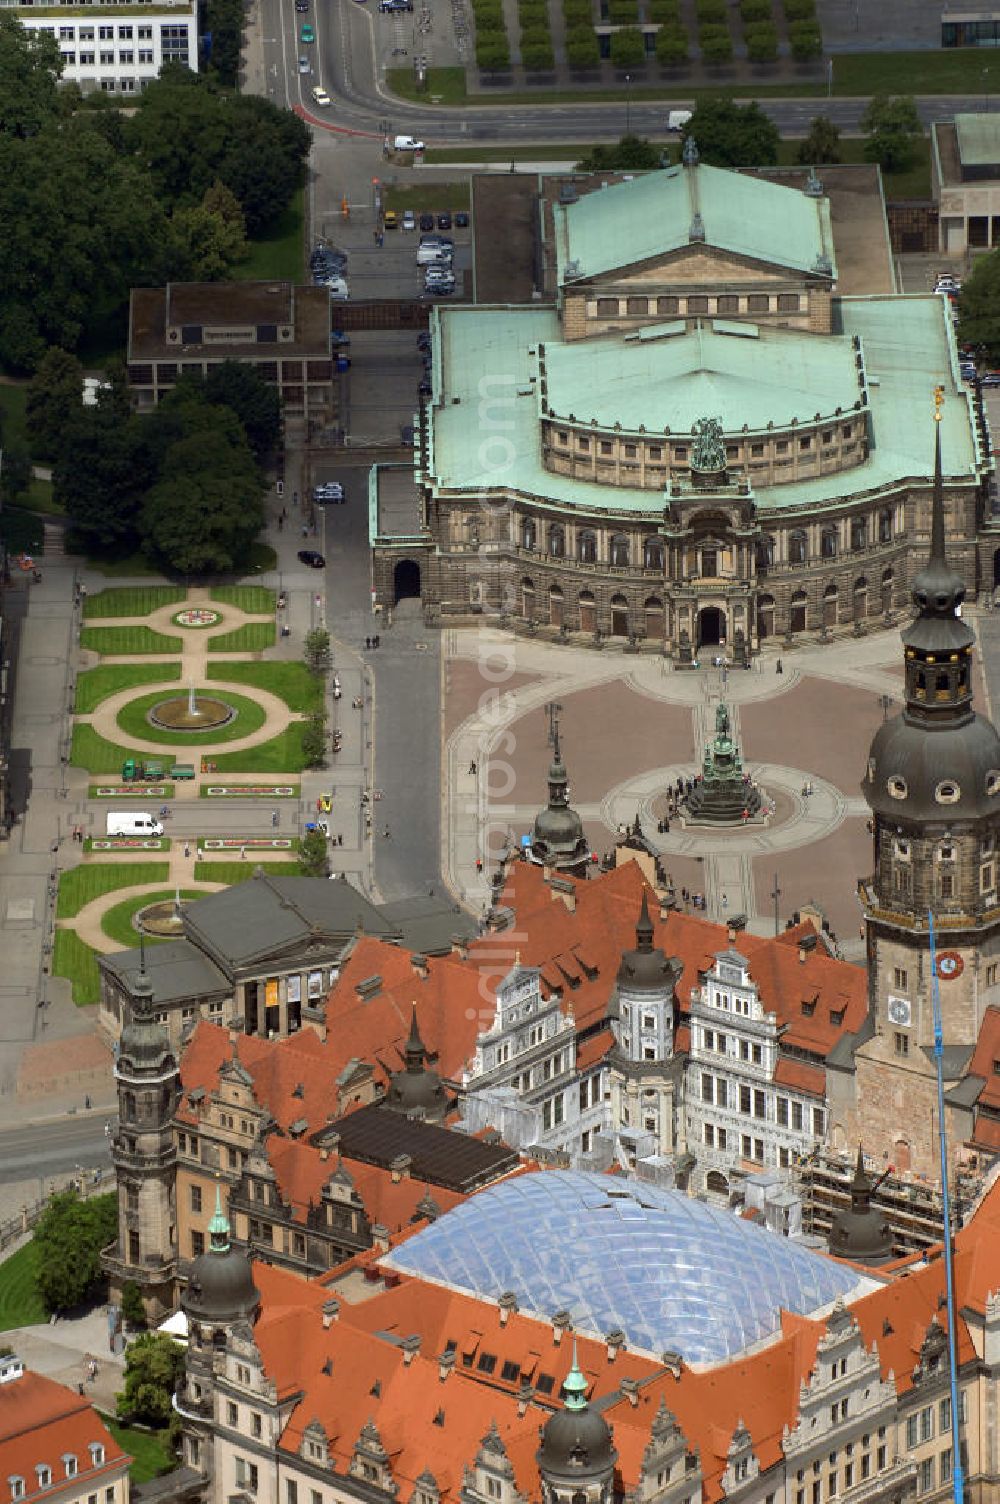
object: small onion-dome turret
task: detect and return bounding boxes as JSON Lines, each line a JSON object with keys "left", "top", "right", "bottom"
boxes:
{"left": 616, "top": 892, "right": 674, "bottom": 993}
{"left": 384, "top": 1005, "right": 448, "bottom": 1121}
{"left": 183, "top": 1186, "right": 260, "bottom": 1325}
{"left": 118, "top": 943, "right": 175, "bottom": 1077}
{"left": 531, "top": 731, "right": 589, "bottom": 871}
{"left": 537, "top": 1341, "right": 617, "bottom": 1483}
{"left": 828, "top": 1145, "right": 894, "bottom": 1267}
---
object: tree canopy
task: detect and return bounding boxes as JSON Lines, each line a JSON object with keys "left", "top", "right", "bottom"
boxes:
{"left": 682, "top": 98, "right": 779, "bottom": 167}
{"left": 861, "top": 93, "right": 923, "bottom": 173}
{"left": 957, "top": 250, "right": 1000, "bottom": 362}
{"left": 116, "top": 1333, "right": 186, "bottom": 1427}
{"left": 797, "top": 115, "right": 842, "bottom": 166}
{"left": 576, "top": 134, "right": 662, "bottom": 171}
{"left": 34, "top": 1190, "right": 117, "bottom": 1313}
{"left": 0, "top": 14, "right": 63, "bottom": 139}
{"left": 26, "top": 348, "right": 85, "bottom": 461}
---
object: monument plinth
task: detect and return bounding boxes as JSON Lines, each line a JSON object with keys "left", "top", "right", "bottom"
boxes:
{"left": 683, "top": 703, "right": 762, "bottom": 825}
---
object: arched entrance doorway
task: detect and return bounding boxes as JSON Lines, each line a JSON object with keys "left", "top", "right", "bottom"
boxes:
{"left": 610, "top": 594, "right": 629, "bottom": 638}
{"left": 789, "top": 589, "right": 807, "bottom": 634}
{"left": 549, "top": 584, "right": 564, "bottom": 628}
{"left": 698, "top": 606, "right": 725, "bottom": 649}
{"left": 393, "top": 559, "right": 421, "bottom": 602}
{"left": 757, "top": 594, "right": 775, "bottom": 639}
{"left": 578, "top": 590, "right": 596, "bottom": 633}
{"left": 823, "top": 583, "right": 838, "bottom": 628}
{"left": 853, "top": 577, "right": 868, "bottom": 622}
{"left": 521, "top": 577, "right": 535, "bottom": 621}
{"left": 644, "top": 596, "right": 664, "bottom": 640}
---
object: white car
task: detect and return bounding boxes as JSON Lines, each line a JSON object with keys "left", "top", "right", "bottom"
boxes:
{"left": 298, "top": 55, "right": 311, "bottom": 73}
{"left": 311, "top": 85, "right": 331, "bottom": 106}
{"left": 402, "top": 210, "right": 416, "bottom": 231}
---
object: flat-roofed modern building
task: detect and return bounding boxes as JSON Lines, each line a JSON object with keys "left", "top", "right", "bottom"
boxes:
{"left": 933, "top": 112, "right": 1000, "bottom": 255}
{"left": 127, "top": 281, "right": 335, "bottom": 436}
{"left": 373, "top": 153, "right": 993, "bottom": 656}
{"left": 14, "top": 2, "right": 197, "bottom": 94}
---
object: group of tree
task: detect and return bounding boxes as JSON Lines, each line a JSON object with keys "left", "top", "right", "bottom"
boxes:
{"left": 33, "top": 1189, "right": 117, "bottom": 1313}
{"left": 957, "top": 253, "right": 1000, "bottom": 362}
{"left": 681, "top": 98, "right": 780, "bottom": 166}
{"left": 26, "top": 351, "right": 276, "bottom": 573}
{"left": 0, "top": 19, "right": 311, "bottom": 370}
{"left": 116, "top": 1332, "right": 185, "bottom": 1431}
{"left": 577, "top": 133, "right": 663, "bottom": 171}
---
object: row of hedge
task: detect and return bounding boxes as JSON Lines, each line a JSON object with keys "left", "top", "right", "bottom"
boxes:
{"left": 519, "top": 0, "right": 555, "bottom": 72}
{"left": 473, "top": 0, "right": 512, "bottom": 69}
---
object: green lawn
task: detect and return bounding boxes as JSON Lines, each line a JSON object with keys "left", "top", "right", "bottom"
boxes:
{"left": 236, "top": 188, "right": 304, "bottom": 281}
{"left": 388, "top": 65, "right": 468, "bottom": 103}
{"left": 772, "top": 134, "right": 931, "bottom": 199}
{"left": 115, "top": 689, "right": 267, "bottom": 746}
{"left": 102, "top": 1419, "right": 175, "bottom": 1485}
{"left": 390, "top": 49, "right": 1000, "bottom": 106}
{"left": 386, "top": 181, "right": 472, "bottom": 213}
{"left": 206, "top": 722, "right": 311, "bottom": 773}
{"left": 52, "top": 928, "right": 101, "bottom": 1006}
{"left": 211, "top": 585, "right": 276, "bottom": 613}
{"left": 83, "top": 587, "right": 185, "bottom": 619}
{"left": 425, "top": 144, "right": 594, "bottom": 162}
{"left": 75, "top": 664, "right": 182, "bottom": 715}
{"left": 81, "top": 626, "right": 182, "bottom": 656}
{"left": 206, "top": 662, "right": 322, "bottom": 713}
{"left": 0, "top": 1241, "right": 46, "bottom": 1331}
{"left": 194, "top": 859, "right": 302, "bottom": 883}
{"left": 72, "top": 725, "right": 142, "bottom": 773}
{"left": 56, "top": 862, "right": 170, "bottom": 919}
{"left": 207, "top": 622, "right": 276, "bottom": 653}
{"left": 100, "top": 888, "right": 203, "bottom": 949}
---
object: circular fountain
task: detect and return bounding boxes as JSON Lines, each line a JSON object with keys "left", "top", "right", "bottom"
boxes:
{"left": 147, "top": 682, "right": 236, "bottom": 732}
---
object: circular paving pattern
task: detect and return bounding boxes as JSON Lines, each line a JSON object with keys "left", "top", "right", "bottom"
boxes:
{"left": 172, "top": 607, "right": 222, "bottom": 628}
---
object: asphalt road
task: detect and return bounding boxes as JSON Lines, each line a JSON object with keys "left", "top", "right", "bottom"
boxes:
{"left": 0, "top": 1115, "right": 113, "bottom": 1187}
{"left": 259, "top": 0, "right": 989, "bottom": 143}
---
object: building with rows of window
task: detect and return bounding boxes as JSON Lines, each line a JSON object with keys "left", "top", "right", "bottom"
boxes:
{"left": 373, "top": 150, "right": 993, "bottom": 657}
{"left": 14, "top": 2, "right": 197, "bottom": 94}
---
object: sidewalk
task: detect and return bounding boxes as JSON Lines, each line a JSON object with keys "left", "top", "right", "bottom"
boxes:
{"left": 8, "top": 1307, "right": 127, "bottom": 1418}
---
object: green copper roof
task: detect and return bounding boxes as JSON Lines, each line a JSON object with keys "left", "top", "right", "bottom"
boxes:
{"left": 208, "top": 1184, "right": 230, "bottom": 1251}
{"left": 562, "top": 1339, "right": 588, "bottom": 1411}
{"left": 426, "top": 296, "right": 982, "bottom": 517}
{"left": 955, "top": 113, "right": 1000, "bottom": 166}
{"left": 543, "top": 319, "right": 860, "bottom": 435}
{"left": 555, "top": 162, "right": 836, "bottom": 285}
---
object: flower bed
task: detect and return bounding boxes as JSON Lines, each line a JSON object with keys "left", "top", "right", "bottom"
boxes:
{"left": 202, "top": 784, "right": 299, "bottom": 797}
{"left": 87, "top": 838, "right": 171, "bottom": 851}
{"left": 90, "top": 784, "right": 172, "bottom": 798}
{"left": 199, "top": 837, "right": 295, "bottom": 850}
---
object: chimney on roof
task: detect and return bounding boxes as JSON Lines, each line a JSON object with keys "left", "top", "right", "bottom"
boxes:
{"left": 402, "top": 1334, "right": 421, "bottom": 1366}
{"left": 798, "top": 933, "right": 818, "bottom": 963}
{"left": 549, "top": 877, "right": 576, "bottom": 912}
{"left": 322, "top": 1299, "right": 340, "bottom": 1329}
{"left": 517, "top": 1382, "right": 534, "bottom": 1417}
{"left": 391, "top": 1154, "right": 412, "bottom": 1183}
{"left": 727, "top": 923, "right": 736, "bottom": 944}
{"left": 438, "top": 1349, "right": 456, "bottom": 1382}
{"left": 411, "top": 954, "right": 429, "bottom": 979}
{"left": 372, "top": 1224, "right": 390, "bottom": 1252}
{"left": 551, "top": 1309, "right": 572, "bottom": 1345}
{"left": 605, "top": 1328, "right": 626, "bottom": 1362}
{"left": 619, "top": 1376, "right": 640, "bottom": 1408}
{"left": 451, "top": 935, "right": 469, "bottom": 960}
{"left": 498, "top": 1291, "right": 518, "bottom": 1326}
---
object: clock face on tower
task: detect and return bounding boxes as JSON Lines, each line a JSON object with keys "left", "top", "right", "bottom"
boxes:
{"left": 887, "top": 995, "right": 912, "bottom": 1026}
{"left": 936, "top": 951, "right": 964, "bottom": 981}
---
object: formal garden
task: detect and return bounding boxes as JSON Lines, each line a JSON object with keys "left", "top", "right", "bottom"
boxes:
{"left": 52, "top": 585, "right": 333, "bottom": 1007}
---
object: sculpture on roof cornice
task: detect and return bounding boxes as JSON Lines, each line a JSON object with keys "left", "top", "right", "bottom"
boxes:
{"left": 691, "top": 415, "right": 726, "bottom": 474}
{"left": 682, "top": 135, "right": 699, "bottom": 167}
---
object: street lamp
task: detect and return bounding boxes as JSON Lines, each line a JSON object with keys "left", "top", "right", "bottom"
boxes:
{"left": 625, "top": 72, "right": 631, "bottom": 136}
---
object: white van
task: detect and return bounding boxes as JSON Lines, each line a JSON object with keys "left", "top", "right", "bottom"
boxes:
{"left": 667, "top": 109, "right": 693, "bottom": 133}
{"left": 393, "top": 134, "right": 425, "bottom": 152}
{"left": 106, "top": 812, "right": 165, "bottom": 837}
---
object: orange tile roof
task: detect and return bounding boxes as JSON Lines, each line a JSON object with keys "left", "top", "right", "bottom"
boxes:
{"left": 970, "top": 1114, "right": 1000, "bottom": 1151}
{"left": 773, "top": 1058, "right": 827, "bottom": 1098}
{"left": 576, "top": 1027, "right": 613, "bottom": 1072}
{"left": 965, "top": 1005, "right": 1000, "bottom": 1109}
{"left": 0, "top": 1370, "right": 128, "bottom": 1504}
{"left": 267, "top": 1135, "right": 470, "bottom": 1230}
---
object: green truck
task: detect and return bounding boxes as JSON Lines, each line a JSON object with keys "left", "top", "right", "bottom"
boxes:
{"left": 121, "top": 759, "right": 195, "bottom": 782}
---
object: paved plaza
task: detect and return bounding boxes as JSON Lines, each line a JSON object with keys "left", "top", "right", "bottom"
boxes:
{"left": 441, "top": 616, "right": 998, "bottom": 960}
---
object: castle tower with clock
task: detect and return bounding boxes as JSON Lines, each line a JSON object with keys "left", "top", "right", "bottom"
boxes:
{"left": 853, "top": 402, "right": 1000, "bottom": 1178}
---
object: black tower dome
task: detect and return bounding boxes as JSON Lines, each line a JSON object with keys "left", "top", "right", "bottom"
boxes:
{"left": 828, "top": 1146, "right": 894, "bottom": 1266}
{"left": 616, "top": 893, "right": 675, "bottom": 993}
{"left": 183, "top": 1187, "right": 260, "bottom": 1325}
{"left": 537, "top": 1342, "right": 617, "bottom": 1485}
{"left": 531, "top": 730, "right": 589, "bottom": 873}
{"left": 863, "top": 414, "right": 1000, "bottom": 823}
{"left": 384, "top": 1005, "right": 448, "bottom": 1121}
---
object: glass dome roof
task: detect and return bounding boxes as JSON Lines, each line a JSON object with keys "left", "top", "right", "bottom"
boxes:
{"left": 384, "top": 1170, "right": 866, "bottom": 1364}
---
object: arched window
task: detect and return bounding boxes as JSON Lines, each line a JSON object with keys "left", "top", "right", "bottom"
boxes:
{"left": 644, "top": 537, "right": 664, "bottom": 570}
{"left": 578, "top": 530, "right": 597, "bottom": 564}
{"left": 548, "top": 524, "right": 565, "bottom": 558}
{"left": 611, "top": 534, "right": 630, "bottom": 568}
{"left": 788, "top": 530, "right": 808, "bottom": 565}
{"left": 522, "top": 519, "right": 536, "bottom": 551}
{"left": 821, "top": 527, "right": 837, "bottom": 559}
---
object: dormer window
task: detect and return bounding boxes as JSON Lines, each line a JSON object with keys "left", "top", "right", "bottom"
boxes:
{"left": 62, "top": 1455, "right": 77, "bottom": 1479}
{"left": 88, "top": 1445, "right": 104, "bottom": 1467}
{"left": 935, "top": 780, "right": 960, "bottom": 805}
{"left": 887, "top": 775, "right": 907, "bottom": 800}
{"left": 35, "top": 1467, "right": 50, "bottom": 1491}
{"left": 9, "top": 1479, "right": 24, "bottom": 1501}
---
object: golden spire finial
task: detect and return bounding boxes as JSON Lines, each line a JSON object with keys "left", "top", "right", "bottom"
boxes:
{"left": 934, "top": 385, "right": 945, "bottom": 422}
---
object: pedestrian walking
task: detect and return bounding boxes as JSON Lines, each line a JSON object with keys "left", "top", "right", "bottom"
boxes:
{"left": 240, "top": 845, "right": 246, "bottom": 859}
{"left": 476, "top": 857, "right": 483, "bottom": 873}
{"left": 366, "top": 636, "right": 371, "bottom": 649}
{"left": 468, "top": 759, "right": 477, "bottom": 775}
{"left": 277, "top": 515, "right": 284, "bottom": 532}
{"left": 776, "top": 658, "right": 783, "bottom": 675}
{"left": 301, "top": 524, "right": 308, "bottom": 538}
{"left": 383, "top": 825, "right": 390, "bottom": 839}
{"left": 184, "top": 841, "right": 190, "bottom": 858}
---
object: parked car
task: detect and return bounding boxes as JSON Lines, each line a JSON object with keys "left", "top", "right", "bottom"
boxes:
{"left": 300, "top": 22, "right": 315, "bottom": 41}
{"left": 418, "top": 378, "right": 432, "bottom": 396}
{"left": 455, "top": 210, "right": 470, "bottom": 228}
{"left": 981, "top": 372, "right": 1000, "bottom": 387}
{"left": 419, "top": 213, "right": 435, "bottom": 232}
{"left": 437, "top": 211, "right": 452, "bottom": 230}
{"left": 417, "top": 243, "right": 453, "bottom": 266}
{"left": 313, "top": 482, "right": 344, "bottom": 499}
{"left": 417, "top": 332, "right": 432, "bottom": 352}
{"left": 420, "top": 234, "right": 453, "bottom": 247}
{"left": 311, "top": 85, "right": 331, "bottom": 106}
{"left": 295, "top": 0, "right": 309, "bottom": 9}
{"left": 383, "top": 209, "right": 398, "bottom": 229}
{"left": 402, "top": 210, "right": 416, "bottom": 232}
{"left": 393, "top": 134, "right": 424, "bottom": 151}
{"left": 298, "top": 550, "right": 326, "bottom": 567}
{"left": 401, "top": 424, "right": 415, "bottom": 445}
